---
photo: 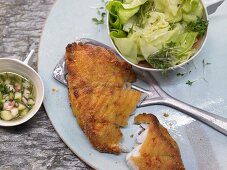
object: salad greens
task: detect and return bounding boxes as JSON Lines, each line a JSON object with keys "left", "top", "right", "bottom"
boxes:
{"left": 107, "top": 0, "right": 208, "bottom": 69}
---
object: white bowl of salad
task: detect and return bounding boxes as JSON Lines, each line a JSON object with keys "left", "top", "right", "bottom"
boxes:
{"left": 0, "top": 58, "right": 44, "bottom": 126}
{"left": 106, "top": 0, "right": 210, "bottom": 71}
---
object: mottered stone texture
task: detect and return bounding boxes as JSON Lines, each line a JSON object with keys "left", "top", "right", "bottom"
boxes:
{"left": 0, "top": 1, "right": 91, "bottom": 169}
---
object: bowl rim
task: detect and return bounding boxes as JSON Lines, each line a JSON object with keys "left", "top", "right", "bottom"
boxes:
{"left": 0, "top": 58, "right": 44, "bottom": 126}
{"left": 106, "top": 0, "right": 209, "bottom": 71}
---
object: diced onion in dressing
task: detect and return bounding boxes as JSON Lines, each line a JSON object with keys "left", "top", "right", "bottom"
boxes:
{"left": 0, "top": 72, "right": 35, "bottom": 121}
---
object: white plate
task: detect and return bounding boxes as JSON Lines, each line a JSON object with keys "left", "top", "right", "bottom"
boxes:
{"left": 39, "top": 0, "right": 227, "bottom": 169}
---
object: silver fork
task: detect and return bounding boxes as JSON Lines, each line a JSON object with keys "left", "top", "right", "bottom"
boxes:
{"left": 53, "top": 38, "right": 227, "bottom": 136}
{"left": 133, "top": 70, "right": 227, "bottom": 136}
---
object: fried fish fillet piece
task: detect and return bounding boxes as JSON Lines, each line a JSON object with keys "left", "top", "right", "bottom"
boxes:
{"left": 126, "top": 113, "right": 185, "bottom": 170}
{"left": 65, "top": 42, "right": 141, "bottom": 153}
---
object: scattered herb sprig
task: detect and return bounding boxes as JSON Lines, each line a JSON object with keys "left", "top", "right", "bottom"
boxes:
{"left": 186, "top": 17, "right": 208, "bottom": 37}
{"left": 202, "top": 59, "right": 211, "bottom": 66}
{"left": 147, "top": 42, "right": 177, "bottom": 69}
{"left": 176, "top": 70, "right": 191, "bottom": 77}
{"left": 92, "top": 12, "right": 106, "bottom": 25}
{"left": 92, "top": 5, "right": 106, "bottom": 25}
{"left": 186, "top": 80, "right": 196, "bottom": 86}
{"left": 177, "top": 72, "right": 185, "bottom": 77}
{"left": 202, "top": 59, "right": 211, "bottom": 82}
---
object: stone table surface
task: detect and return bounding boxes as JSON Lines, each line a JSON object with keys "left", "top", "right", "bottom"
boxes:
{"left": 0, "top": 0, "right": 91, "bottom": 169}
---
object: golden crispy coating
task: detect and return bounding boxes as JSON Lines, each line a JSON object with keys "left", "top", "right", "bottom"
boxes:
{"left": 65, "top": 42, "right": 141, "bottom": 153}
{"left": 132, "top": 113, "right": 185, "bottom": 170}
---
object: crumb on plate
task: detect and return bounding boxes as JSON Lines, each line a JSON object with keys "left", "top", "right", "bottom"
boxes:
{"left": 163, "top": 112, "right": 169, "bottom": 117}
{"left": 52, "top": 88, "right": 59, "bottom": 92}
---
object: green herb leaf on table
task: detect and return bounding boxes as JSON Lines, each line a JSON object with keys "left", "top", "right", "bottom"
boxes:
{"left": 202, "top": 59, "right": 211, "bottom": 66}
{"left": 92, "top": 1, "right": 106, "bottom": 25}
{"left": 92, "top": 18, "right": 102, "bottom": 24}
{"left": 92, "top": 12, "right": 106, "bottom": 25}
{"left": 186, "top": 80, "right": 196, "bottom": 86}
{"left": 177, "top": 73, "right": 185, "bottom": 77}
{"left": 176, "top": 70, "right": 191, "bottom": 77}
{"left": 202, "top": 59, "right": 211, "bottom": 82}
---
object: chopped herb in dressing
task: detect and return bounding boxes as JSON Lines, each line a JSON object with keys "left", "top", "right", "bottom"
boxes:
{"left": 0, "top": 72, "right": 35, "bottom": 121}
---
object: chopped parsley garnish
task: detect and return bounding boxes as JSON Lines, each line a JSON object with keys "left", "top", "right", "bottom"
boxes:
{"left": 169, "top": 23, "right": 176, "bottom": 31}
{"left": 186, "top": 80, "right": 196, "bottom": 86}
{"left": 186, "top": 17, "right": 208, "bottom": 37}
{"left": 147, "top": 57, "right": 171, "bottom": 69}
{"left": 147, "top": 42, "right": 177, "bottom": 69}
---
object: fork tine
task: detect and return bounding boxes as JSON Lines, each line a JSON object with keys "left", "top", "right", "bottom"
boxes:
{"left": 141, "top": 71, "right": 169, "bottom": 98}
{"left": 131, "top": 84, "right": 150, "bottom": 94}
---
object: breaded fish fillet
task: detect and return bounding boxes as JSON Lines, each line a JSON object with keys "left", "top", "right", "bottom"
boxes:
{"left": 65, "top": 42, "right": 141, "bottom": 153}
{"left": 127, "top": 113, "right": 184, "bottom": 170}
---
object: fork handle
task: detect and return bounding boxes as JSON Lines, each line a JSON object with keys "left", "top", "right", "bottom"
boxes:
{"left": 164, "top": 97, "right": 227, "bottom": 136}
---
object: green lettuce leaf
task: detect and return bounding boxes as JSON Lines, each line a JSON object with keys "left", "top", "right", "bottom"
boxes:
{"left": 153, "top": 0, "right": 183, "bottom": 23}
{"left": 122, "top": 0, "right": 148, "bottom": 9}
{"left": 182, "top": 0, "right": 204, "bottom": 22}
{"left": 136, "top": 20, "right": 184, "bottom": 49}
{"left": 106, "top": 0, "right": 147, "bottom": 28}
{"left": 127, "top": 12, "right": 171, "bottom": 48}
{"left": 175, "top": 31, "right": 198, "bottom": 55}
{"left": 107, "top": 1, "right": 123, "bottom": 29}
{"left": 112, "top": 37, "right": 145, "bottom": 64}
{"left": 123, "top": 16, "right": 137, "bottom": 32}
{"left": 139, "top": 38, "right": 159, "bottom": 59}
{"left": 109, "top": 29, "right": 127, "bottom": 38}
